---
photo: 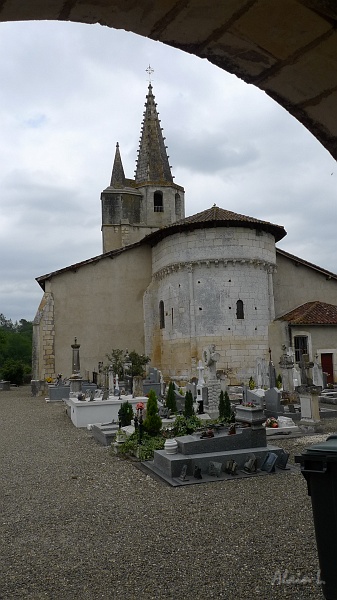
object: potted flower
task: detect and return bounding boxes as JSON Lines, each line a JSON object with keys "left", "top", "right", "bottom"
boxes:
{"left": 263, "top": 416, "right": 279, "bottom": 436}
{"left": 264, "top": 417, "right": 279, "bottom": 429}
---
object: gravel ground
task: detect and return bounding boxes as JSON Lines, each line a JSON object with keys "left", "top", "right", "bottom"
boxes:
{"left": 1, "top": 386, "right": 336, "bottom": 600}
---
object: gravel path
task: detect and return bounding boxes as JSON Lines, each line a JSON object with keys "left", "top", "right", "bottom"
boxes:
{"left": 1, "top": 386, "right": 334, "bottom": 600}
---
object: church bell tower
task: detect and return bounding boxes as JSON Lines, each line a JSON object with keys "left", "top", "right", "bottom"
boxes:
{"left": 101, "top": 81, "right": 185, "bottom": 253}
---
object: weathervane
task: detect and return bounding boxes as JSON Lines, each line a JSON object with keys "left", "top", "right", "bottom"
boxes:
{"left": 146, "top": 64, "right": 154, "bottom": 83}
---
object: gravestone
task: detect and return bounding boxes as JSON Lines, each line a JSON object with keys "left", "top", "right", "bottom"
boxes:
{"left": 276, "top": 449, "right": 290, "bottom": 470}
{"left": 256, "top": 357, "right": 269, "bottom": 389}
{"left": 133, "top": 376, "right": 143, "bottom": 398}
{"left": 299, "top": 354, "right": 314, "bottom": 387}
{"left": 300, "top": 391, "right": 321, "bottom": 431}
{"left": 186, "top": 382, "right": 197, "bottom": 399}
{"left": 312, "top": 361, "right": 323, "bottom": 389}
{"left": 264, "top": 387, "right": 284, "bottom": 417}
{"left": 204, "top": 346, "right": 221, "bottom": 416}
{"left": 108, "top": 365, "right": 114, "bottom": 394}
{"left": 209, "top": 461, "right": 222, "bottom": 477}
{"left": 246, "top": 389, "right": 264, "bottom": 408}
{"left": 261, "top": 452, "right": 278, "bottom": 473}
{"left": 143, "top": 367, "right": 161, "bottom": 397}
{"left": 293, "top": 366, "right": 301, "bottom": 388}
{"left": 244, "top": 454, "right": 257, "bottom": 473}
{"left": 279, "top": 348, "right": 295, "bottom": 392}
{"left": 268, "top": 360, "right": 277, "bottom": 389}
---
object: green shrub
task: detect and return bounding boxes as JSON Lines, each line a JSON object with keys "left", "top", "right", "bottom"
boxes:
{"left": 172, "top": 414, "right": 202, "bottom": 436}
{"left": 184, "top": 390, "right": 194, "bottom": 417}
{"left": 116, "top": 432, "right": 165, "bottom": 461}
{"left": 166, "top": 381, "right": 177, "bottom": 413}
{"left": 248, "top": 376, "right": 255, "bottom": 390}
{"left": 276, "top": 374, "right": 282, "bottom": 389}
{"left": 118, "top": 401, "right": 134, "bottom": 426}
{"left": 1, "top": 359, "right": 24, "bottom": 386}
{"left": 143, "top": 390, "right": 162, "bottom": 436}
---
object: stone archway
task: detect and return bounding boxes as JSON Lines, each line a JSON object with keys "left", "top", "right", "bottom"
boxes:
{"left": 0, "top": 0, "right": 336, "bottom": 159}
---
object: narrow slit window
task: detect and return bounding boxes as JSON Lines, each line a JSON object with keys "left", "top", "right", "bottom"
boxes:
{"left": 175, "top": 193, "right": 181, "bottom": 217}
{"left": 159, "top": 301, "right": 165, "bottom": 329}
{"left": 236, "top": 299, "right": 244, "bottom": 319}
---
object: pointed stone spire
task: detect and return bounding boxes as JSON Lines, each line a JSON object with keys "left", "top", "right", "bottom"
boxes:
{"left": 110, "top": 142, "right": 126, "bottom": 188}
{"left": 135, "top": 84, "right": 173, "bottom": 184}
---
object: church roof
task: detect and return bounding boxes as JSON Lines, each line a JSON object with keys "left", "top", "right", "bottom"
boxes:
{"left": 110, "top": 142, "right": 126, "bottom": 188}
{"left": 279, "top": 301, "right": 337, "bottom": 325}
{"left": 134, "top": 84, "right": 173, "bottom": 184}
{"left": 276, "top": 247, "right": 337, "bottom": 281}
{"left": 145, "top": 204, "right": 287, "bottom": 244}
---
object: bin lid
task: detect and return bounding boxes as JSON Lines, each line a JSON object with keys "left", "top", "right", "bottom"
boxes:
{"left": 304, "top": 434, "right": 337, "bottom": 455}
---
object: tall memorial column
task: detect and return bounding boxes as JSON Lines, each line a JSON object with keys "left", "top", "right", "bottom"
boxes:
{"left": 69, "top": 337, "right": 83, "bottom": 396}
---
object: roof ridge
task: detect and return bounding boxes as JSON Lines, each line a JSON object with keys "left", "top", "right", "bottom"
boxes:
{"left": 144, "top": 204, "right": 286, "bottom": 243}
{"left": 276, "top": 248, "right": 337, "bottom": 279}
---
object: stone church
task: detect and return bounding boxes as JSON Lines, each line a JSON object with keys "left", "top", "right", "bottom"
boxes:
{"left": 33, "top": 83, "right": 337, "bottom": 385}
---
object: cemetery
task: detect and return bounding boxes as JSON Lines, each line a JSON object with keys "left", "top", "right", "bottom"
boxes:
{"left": 39, "top": 337, "right": 337, "bottom": 487}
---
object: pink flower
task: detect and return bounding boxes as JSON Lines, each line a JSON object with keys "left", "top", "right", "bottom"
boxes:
{"left": 136, "top": 402, "right": 145, "bottom": 410}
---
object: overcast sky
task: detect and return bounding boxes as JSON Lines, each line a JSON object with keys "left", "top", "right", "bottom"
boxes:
{"left": 0, "top": 20, "right": 336, "bottom": 323}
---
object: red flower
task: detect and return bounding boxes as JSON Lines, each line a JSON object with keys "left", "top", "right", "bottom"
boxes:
{"left": 136, "top": 402, "right": 145, "bottom": 410}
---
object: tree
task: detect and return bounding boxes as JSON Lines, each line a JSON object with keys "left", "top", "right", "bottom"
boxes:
{"left": 184, "top": 390, "right": 194, "bottom": 418}
{"left": 105, "top": 349, "right": 125, "bottom": 378}
{"left": 2, "top": 359, "right": 24, "bottom": 386}
{"left": 166, "top": 381, "right": 177, "bottom": 413}
{"left": 128, "top": 351, "right": 150, "bottom": 377}
{"left": 105, "top": 349, "right": 150, "bottom": 379}
{"left": 0, "top": 314, "right": 15, "bottom": 331}
{"left": 0, "top": 315, "right": 33, "bottom": 381}
{"left": 143, "top": 390, "right": 162, "bottom": 436}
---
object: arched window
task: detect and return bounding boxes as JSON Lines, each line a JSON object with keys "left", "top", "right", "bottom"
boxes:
{"left": 159, "top": 301, "right": 165, "bottom": 329}
{"left": 236, "top": 300, "right": 244, "bottom": 319}
{"left": 154, "top": 191, "right": 163, "bottom": 212}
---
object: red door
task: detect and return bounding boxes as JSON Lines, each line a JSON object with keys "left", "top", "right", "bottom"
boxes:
{"left": 321, "top": 353, "right": 334, "bottom": 384}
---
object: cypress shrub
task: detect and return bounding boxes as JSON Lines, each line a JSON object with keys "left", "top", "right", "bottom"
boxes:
{"left": 219, "top": 390, "right": 233, "bottom": 423}
{"left": 184, "top": 390, "right": 194, "bottom": 418}
{"left": 166, "top": 381, "right": 177, "bottom": 413}
{"left": 144, "top": 390, "right": 162, "bottom": 436}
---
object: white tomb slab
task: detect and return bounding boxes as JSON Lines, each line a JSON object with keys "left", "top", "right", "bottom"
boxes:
{"left": 265, "top": 416, "right": 299, "bottom": 436}
{"left": 65, "top": 395, "right": 148, "bottom": 428}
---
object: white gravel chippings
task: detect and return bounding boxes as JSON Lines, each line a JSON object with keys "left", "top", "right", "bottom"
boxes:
{"left": 1, "top": 386, "right": 334, "bottom": 599}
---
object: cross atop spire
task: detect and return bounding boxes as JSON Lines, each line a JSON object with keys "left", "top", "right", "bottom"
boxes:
{"left": 146, "top": 64, "right": 154, "bottom": 83}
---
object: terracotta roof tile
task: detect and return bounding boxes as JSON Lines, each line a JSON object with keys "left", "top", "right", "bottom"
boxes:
{"left": 145, "top": 205, "right": 286, "bottom": 244}
{"left": 280, "top": 301, "right": 337, "bottom": 325}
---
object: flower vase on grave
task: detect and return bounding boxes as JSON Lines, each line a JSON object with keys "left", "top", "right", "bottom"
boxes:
{"left": 164, "top": 439, "right": 178, "bottom": 454}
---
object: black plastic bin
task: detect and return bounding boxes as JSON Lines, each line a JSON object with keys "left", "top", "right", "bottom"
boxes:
{"left": 295, "top": 434, "right": 337, "bottom": 600}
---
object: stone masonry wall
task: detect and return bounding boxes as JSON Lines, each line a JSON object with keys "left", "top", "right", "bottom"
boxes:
{"left": 32, "top": 292, "right": 55, "bottom": 381}
{"left": 145, "top": 226, "right": 276, "bottom": 382}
